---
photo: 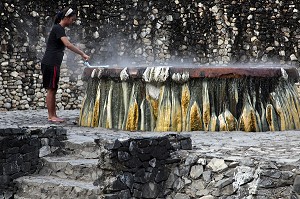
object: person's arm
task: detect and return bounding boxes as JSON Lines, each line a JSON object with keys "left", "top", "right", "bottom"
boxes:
{"left": 61, "top": 36, "right": 90, "bottom": 60}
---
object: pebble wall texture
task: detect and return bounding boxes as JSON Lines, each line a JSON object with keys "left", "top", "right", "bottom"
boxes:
{"left": 1, "top": 0, "right": 300, "bottom": 110}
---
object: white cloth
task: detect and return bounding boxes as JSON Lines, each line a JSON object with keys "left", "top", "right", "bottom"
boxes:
{"left": 65, "top": 8, "right": 73, "bottom": 17}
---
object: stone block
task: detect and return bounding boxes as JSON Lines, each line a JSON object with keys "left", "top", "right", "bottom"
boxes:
{"left": 142, "top": 182, "right": 160, "bottom": 198}
{"left": 207, "top": 158, "right": 228, "bottom": 172}
{"left": 20, "top": 144, "right": 35, "bottom": 154}
{"left": 139, "top": 146, "right": 153, "bottom": 154}
{"left": 3, "top": 162, "right": 20, "bottom": 175}
{"left": 118, "top": 151, "right": 131, "bottom": 162}
{"left": 6, "top": 147, "right": 19, "bottom": 155}
{"left": 137, "top": 139, "right": 151, "bottom": 148}
{"left": 42, "top": 127, "right": 57, "bottom": 138}
{"left": 215, "top": 177, "right": 234, "bottom": 189}
{"left": 124, "top": 157, "right": 143, "bottom": 169}
{"left": 118, "top": 189, "right": 131, "bottom": 199}
{"left": 104, "top": 194, "right": 119, "bottom": 199}
{"left": 8, "top": 138, "right": 26, "bottom": 148}
{"left": 105, "top": 139, "right": 122, "bottom": 150}
{"left": 133, "top": 183, "right": 143, "bottom": 190}
{"left": 21, "top": 162, "right": 31, "bottom": 173}
{"left": 0, "top": 175, "right": 9, "bottom": 186}
{"left": 133, "top": 189, "right": 143, "bottom": 198}
{"left": 48, "top": 138, "right": 62, "bottom": 147}
{"left": 174, "top": 193, "right": 190, "bottom": 199}
{"left": 119, "top": 172, "right": 134, "bottom": 189}
{"left": 111, "top": 178, "right": 128, "bottom": 191}
{"left": 55, "top": 127, "right": 67, "bottom": 136}
{"left": 11, "top": 128, "right": 22, "bottom": 135}
{"left": 180, "top": 138, "right": 192, "bottom": 150}
{"left": 151, "top": 146, "right": 169, "bottom": 160}
{"left": 190, "top": 165, "right": 204, "bottom": 179}
{"left": 155, "top": 167, "right": 169, "bottom": 182}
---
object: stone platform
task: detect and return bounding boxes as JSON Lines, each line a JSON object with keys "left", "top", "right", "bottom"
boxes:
{"left": 1, "top": 109, "right": 300, "bottom": 199}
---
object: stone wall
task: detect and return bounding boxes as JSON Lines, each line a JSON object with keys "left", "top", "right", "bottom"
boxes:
{"left": 0, "top": 126, "right": 67, "bottom": 198}
{"left": 1, "top": 0, "right": 299, "bottom": 110}
{"left": 99, "top": 134, "right": 192, "bottom": 198}
{"left": 2, "top": 124, "right": 300, "bottom": 198}
{"left": 100, "top": 135, "right": 298, "bottom": 199}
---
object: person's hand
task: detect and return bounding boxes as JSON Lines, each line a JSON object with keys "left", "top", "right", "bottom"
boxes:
{"left": 82, "top": 53, "right": 90, "bottom": 61}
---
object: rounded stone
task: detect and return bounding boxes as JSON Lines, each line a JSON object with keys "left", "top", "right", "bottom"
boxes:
{"left": 4, "top": 102, "right": 12, "bottom": 109}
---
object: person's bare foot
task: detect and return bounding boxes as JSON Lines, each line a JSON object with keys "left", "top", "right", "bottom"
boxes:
{"left": 48, "top": 117, "right": 65, "bottom": 123}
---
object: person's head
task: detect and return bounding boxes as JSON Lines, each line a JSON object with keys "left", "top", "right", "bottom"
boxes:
{"left": 54, "top": 7, "right": 76, "bottom": 26}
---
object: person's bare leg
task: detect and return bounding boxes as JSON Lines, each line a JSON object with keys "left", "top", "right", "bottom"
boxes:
{"left": 46, "top": 88, "right": 64, "bottom": 122}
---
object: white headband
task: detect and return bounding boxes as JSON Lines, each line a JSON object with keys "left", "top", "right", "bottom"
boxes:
{"left": 65, "top": 8, "right": 73, "bottom": 17}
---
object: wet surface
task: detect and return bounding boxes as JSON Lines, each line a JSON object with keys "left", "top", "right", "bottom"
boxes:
{"left": 1, "top": 109, "right": 300, "bottom": 164}
{"left": 82, "top": 65, "right": 299, "bottom": 80}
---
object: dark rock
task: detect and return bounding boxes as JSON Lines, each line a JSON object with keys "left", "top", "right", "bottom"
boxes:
{"left": 55, "top": 127, "right": 67, "bottom": 137}
{"left": 118, "top": 151, "right": 131, "bottom": 162}
{"left": 21, "top": 162, "right": 31, "bottom": 172}
{"left": 129, "top": 141, "right": 141, "bottom": 155}
{"left": 151, "top": 146, "right": 169, "bottom": 160}
{"left": 139, "top": 146, "right": 153, "bottom": 154}
{"left": 20, "top": 144, "right": 34, "bottom": 154}
{"left": 42, "top": 127, "right": 56, "bottom": 138}
{"left": 133, "top": 189, "right": 143, "bottom": 198}
{"left": 134, "top": 168, "right": 148, "bottom": 183}
{"left": 282, "top": 171, "right": 294, "bottom": 180}
{"left": 119, "top": 172, "right": 134, "bottom": 189}
{"left": 261, "top": 169, "right": 281, "bottom": 179}
{"left": 137, "top": 152, "right": 151, "bottom": 161}
{"left": 0, "top": 175, "right": 9, "bottom": 185}
{"left": 258, "top": 177, "right": 276, "bottom": 188}
{"left": 23, "top": 151, "right": 37, "bottom": 162}
{"left": 165, "top": 158, "right": 181, "bottom": 164}
{"left": 158, "top": 138, "right": 169, "bottom": 146}
{"left": 105, "top": 139, "right": 122, "bottom": 150}
{"left": 48, "top": 138, "right": 62, "bottom": 147}
{"left": 118, "top": 189, "right": 131, "bottom": 199}
{"left": 142, "top": 182, "right": 160, "bottom": 198}
{"left": 111, "top": 178, "right": 128, "bottom": 191}
{"left": 11, "top": 128, "right": 22, "bottom": 135}
{"left": 150, "top": 140, "right": 158, "bottom": 146}
{"left": 180, "top": 138, "right": 192, "bottom": 150}
{"left": 137, "top": 139, "right": 151, "bottom": 148}
{"left": 215, "top": 177, "right": 234, "bottom": 189}
{"left": 104, "top": 194, "right": 119, "bottom": 199}
{"left": 124, "top": 157, "right": 143, "bottom": 168}
{"left": 155, "top": 167, "right": 169, "bottom": 182}
{"left": 6, "top": 147, "right": 19, "bottom": 155}
{"left": 133, "top": 183, "right": 143, "bottom": 190}
{"left": 27, "top": 89, "right": 34, "bottom": 95}
{"left": 3, "top": 162, "right": 20, "bottom": 175}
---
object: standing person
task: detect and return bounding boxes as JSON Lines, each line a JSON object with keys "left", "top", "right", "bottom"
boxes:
{"left": 41, "top": 7, "right": 90, "bottom": 123}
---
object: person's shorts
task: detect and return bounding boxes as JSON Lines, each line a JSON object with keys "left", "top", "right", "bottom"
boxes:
{"left": 41, "top": 63, "right": 60, "bottom": 89}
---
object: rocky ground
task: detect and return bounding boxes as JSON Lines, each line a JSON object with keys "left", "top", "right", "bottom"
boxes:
{"left": 1, "top": 109, "right": 300, "bottom": 164}
{"left": 2, "top": 109, "right": 300, "bottom": 198}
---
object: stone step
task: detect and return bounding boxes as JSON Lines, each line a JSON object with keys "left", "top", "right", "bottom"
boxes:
{"left": 14, "top": 175, "right": 102, "bottom": 199}
{"left": 62, "top": 133, "right": 102, "bottom": 159}
{"left": 38, "top": 156, "right": 101, "bottom": 182}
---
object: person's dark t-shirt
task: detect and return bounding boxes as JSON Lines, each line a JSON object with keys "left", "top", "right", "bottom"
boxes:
{"left": 42, "top": 24, "right": 66, "bottom": 66}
